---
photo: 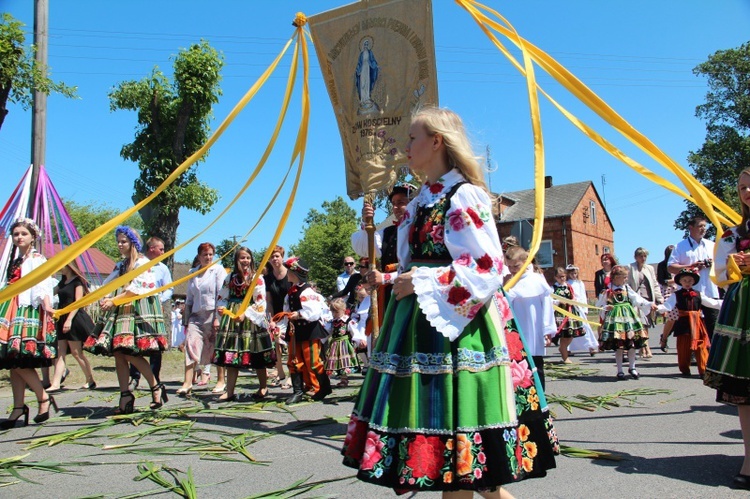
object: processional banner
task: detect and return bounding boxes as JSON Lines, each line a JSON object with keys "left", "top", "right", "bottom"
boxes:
{"left": 309, "top": 0, "right": 438, "bottom": 198}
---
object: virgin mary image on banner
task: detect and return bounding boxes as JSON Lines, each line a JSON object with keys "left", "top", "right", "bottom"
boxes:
{"left": 356, "top": 36, "right": 379, "bottom": 115}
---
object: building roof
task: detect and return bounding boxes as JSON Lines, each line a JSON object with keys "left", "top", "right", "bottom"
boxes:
{"left": 497, "top": 180, "right": 613, "bottom": 229}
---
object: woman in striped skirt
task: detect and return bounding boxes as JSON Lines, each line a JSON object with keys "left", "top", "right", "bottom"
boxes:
{"left": 84, "top": 226, "right": 168, "bottom": 414}
{"left": 704, "top": 167, "right": 750, "bottom": 490}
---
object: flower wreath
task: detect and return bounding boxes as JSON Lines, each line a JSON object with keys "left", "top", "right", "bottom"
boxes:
{"left": 115, "top": 225, "right": 142, "bottom": 252}
{"left": 11, "top": 217, "right": 40, "bottom": 240}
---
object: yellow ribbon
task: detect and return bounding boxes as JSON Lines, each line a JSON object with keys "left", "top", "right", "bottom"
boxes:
{"left": 552, "top": 305, "right": 601, "bottom": 328}
{"left": 52, "top": 31, "right": 300, "bottom": 317}
{"left": 553, "top": 294, "right": 603, "bottom": 311}
{"left": 455, "top": 0, "right": 741, "bottom": 287}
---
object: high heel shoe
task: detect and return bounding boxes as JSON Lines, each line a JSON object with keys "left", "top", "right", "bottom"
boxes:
{"left": 34, "top": 396, "right": 59, "bottom": 424}
{"left": 0, "top": 405, "right": 30, "bottom": 429}
{"left": 113, "top": 391, "right": 135, "bottom": 415}
{"left": 150, "top": 383, "right": 168, "bottom": 410}
{"left": 176, "top": 386, "right": 192, "bottom": 397}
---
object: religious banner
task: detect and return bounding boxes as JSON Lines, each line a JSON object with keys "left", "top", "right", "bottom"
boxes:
{"left": 309, "top": 0, "right": 438, "bottom": 198}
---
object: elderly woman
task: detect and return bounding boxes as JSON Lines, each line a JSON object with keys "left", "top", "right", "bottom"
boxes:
{"left": 177, "top": 242, "right": 227, "bottom": 395}
{"left": 627, "top": 247, "right": 663, "bottom": 359}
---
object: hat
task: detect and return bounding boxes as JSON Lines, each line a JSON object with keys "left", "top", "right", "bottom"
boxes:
{"left": 285, "top": 256, "right": 309, "bottom": 280}
{"left": 389, "top": 181, "right": 417, "bottom": 201}
{"left": 675, "top": 268, "right": 700, "bottom": 287}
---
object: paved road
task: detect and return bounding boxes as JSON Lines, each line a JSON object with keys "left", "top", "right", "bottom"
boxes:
{"left": 0, "top": 324, "right": 747, "bottom": 498}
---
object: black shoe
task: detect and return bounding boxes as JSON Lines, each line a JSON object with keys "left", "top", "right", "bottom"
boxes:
{"left": 217, "top": 394, "right": 237, "bottom": 403}
{"left": 34, "top": 396, "right": 59, "bottom": 424}
{"left": 629, "top": 368, "right": 640, "bottom": 380}
{"left": 114, "top": 391, "right": 135, "bottom": 415}
{"left": 250, "top": 389, "right": 267, "bottom": 401}
{"left": 733, "top": 474, "right": 750, "bottom": 490}
{"left": 311, "top": 372, "right": 332, "bottom": 401}
{"left": 616, "top": 372, "right": 626, "bottom": 380}
{"left": 149, "top": 383, "right": 168, "bottom": 410}
{"left": 286, "top": 373, "right": 306, "bottom": 405}
{"left": 0, "top": 405, "right": 30, "bottom": 429}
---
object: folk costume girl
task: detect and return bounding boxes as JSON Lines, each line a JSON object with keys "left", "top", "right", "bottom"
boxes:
{"left": 214, "top": 247, "right": 274, "bottom": 402}
{"left": 84, "top": 226, "right": 168, "bottom": 414}
{"left": 550, "top": 267, "right": 585, "bottom": 363}
{"left": 325, "top": 298, "right": 360, "bottom": 387}
{"left": 657, "top": 268, "right": 720, "bottom": 377}
{"left": 0, "top": 218, "right": 58, "bottom": 428}
{"left": 704, "top": 168, "right": 750, "bottom": 489}
{"left": 347, "top": 107, "right": 558, "bottom": 496}
{"left": 596, "top": 265, "right": 657, "bottom": 380}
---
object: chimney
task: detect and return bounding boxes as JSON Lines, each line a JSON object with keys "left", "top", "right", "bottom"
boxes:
{"left": 544, "top": 176, "right": 553, "bottom": 189}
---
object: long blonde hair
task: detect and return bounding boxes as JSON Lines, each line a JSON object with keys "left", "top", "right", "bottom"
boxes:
{"left": 411, "top": 107, "right": 495, "bottom": 207}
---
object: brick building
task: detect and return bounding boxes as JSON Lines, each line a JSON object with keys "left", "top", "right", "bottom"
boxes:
{"left": 496, "top": 177, "right": 614, "bottom": 301}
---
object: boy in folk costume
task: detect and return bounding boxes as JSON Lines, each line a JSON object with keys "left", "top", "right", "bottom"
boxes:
{"left": 274, "top": 257, "right": 332, "bottom": 404}
{"left": 657, "top": 268, "right": 721, "bottom": 377}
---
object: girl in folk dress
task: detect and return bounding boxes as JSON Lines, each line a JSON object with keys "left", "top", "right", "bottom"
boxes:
{"left": 551, "top": 267, "right": 585, "bottom": 363}
{"left": 347, "top": 107, "right": 558, "bottom": 497}
{"left": 84, "top": 226, "right": 168, "bottom": 414}
{"left": 213, "top": 247, "right": 275, "bottom": 402}
{"left": 0, "top": 219, "right": 58, "bottom": 428}
{"left": 704, "top": 168, "right": 750, "bottom": 490}
{"left": 596, "top": 265, "right": 657, "bottom": 380}
{"left": 325, "top": 298, "right": 360, "bottom": 388}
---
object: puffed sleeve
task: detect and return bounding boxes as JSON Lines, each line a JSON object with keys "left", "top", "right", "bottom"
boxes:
{"left": 125, "top": 257, "right": 158, "bottom": 295}
{"left": 216, "top": 273, "right": 231, "bottom": 309}
{"left": 298, "top": 288, "right": 327, "bottom": 322}
{"left": 656, "top": 293, "right": 677, "bottom": 313}
{"left": 411, "top": 184, "right": 505, "bottom": 342}
{"left": 715, "top": 227, "right": 738, "bottom": 284}
{"left": 27, "top": 253, "right": 55, "bottom": 307}
{"left": 243, "top": 276, "right": 267, "bottom": 327}
{"left": 351, "top": 227, "right": 383, "bottom": 258}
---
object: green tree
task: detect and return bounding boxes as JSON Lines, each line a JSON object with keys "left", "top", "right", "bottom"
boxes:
{"left": 63, "top": 200, "right": 144, "bottom": 260}
{"left": 676, "top": 41, "right": 750, "bottom": 236}
{"left": 292, "top": 197, "right": 359, "bottom": 297}
{"left": 0, "top": 13, "right": 77, "bottom": 131}
{"left": 109, "top": 40, "right": 223, "bottom": 268}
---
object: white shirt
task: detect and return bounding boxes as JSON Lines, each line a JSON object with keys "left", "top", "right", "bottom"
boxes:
{"left": 336, "top": 270, "right": 358, "bottom": 292}
{"left": 667, "top": 237, "right": 719, "bottom": 298}
{"left": 504, "top": 269, "right": 556, "bottom": 357}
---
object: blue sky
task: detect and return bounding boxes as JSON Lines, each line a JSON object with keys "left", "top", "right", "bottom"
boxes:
{"left": 2, "top": 1, "right": 749, "bottom": 270}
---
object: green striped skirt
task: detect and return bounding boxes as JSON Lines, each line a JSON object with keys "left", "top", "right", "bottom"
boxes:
{"left": 704, "top": 276, "right": 750, "bottom": 404}
{"left": 341, "top": 264, "right": 558, "bottom": 492}
{"left": 213, "top": 300, "right": 275, "bottom": 369}
{"left": 600, "top": 302, "right": 647, "bottom": 350}
{"left": 84, "top": 293, "right": 167, "bottom": 356}
{"left": 0, "top": 296, "right": 56, "bottom": 369}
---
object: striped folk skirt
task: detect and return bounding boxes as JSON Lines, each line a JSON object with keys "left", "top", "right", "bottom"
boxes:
{"left": 704, "top": 276, "right": 750, "bottom": 404}
{"left": 341, "top": 273, "right": 558, "bottom": 492}
{"left": 600, "top": 302, "right": 648, "bottom": 350}
{"left": 0, "top": 296, "right": 56, "bottom": 369}
{"left": 84, "top": 294, "right": 167, "bottom": 356}
{"left": 213, "top": 300, "right": 275, "bottom": 369}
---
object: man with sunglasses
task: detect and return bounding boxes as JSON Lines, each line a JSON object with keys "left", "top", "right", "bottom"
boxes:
{"left": 336, "top": 257, "right": 358, "bottom": 293}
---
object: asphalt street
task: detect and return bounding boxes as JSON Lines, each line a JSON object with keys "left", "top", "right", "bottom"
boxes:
{"left": 0, "top": 324, "right": 747, "bottom": 498}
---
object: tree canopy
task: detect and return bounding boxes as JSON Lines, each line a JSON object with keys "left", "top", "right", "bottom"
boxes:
{"left": 291, "top": 197, "right": 359, "bottom": 297}
{"left": 0, "top": 13, "right": 77, "bottom": 131}
{"left": 109, "top": 40, "right": 223, "bottom": 267}
{"left": 676, "top": 41, "right": 750, "bottom": 236}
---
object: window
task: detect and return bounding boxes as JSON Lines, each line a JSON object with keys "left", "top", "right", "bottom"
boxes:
{"left": 603, "top": 246, "right": 611, "bottom": 254}
{"left": 590, "top": 201, "right": 597, "bottom": 225}
{"left": 536, "top": 240, "right": 554, "bottom": 268}
{"left": 595, "top": 244, "right": 599, "bottom": 255}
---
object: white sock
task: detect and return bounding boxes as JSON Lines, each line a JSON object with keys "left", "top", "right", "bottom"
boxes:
{"left": 615, "top": 350, "right": 624, "bottom": 373}
{"left": 628, "top": 348, "right": 636, "bottom": 371}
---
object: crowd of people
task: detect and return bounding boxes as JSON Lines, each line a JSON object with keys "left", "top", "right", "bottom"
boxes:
{"left": 1, "top": 107, "right": 749, "bottom": 495}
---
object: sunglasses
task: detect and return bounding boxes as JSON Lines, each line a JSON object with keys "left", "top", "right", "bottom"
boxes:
{"left": 344, "top": 262, "right": 355, "bottom": 266}
{"left": 359, "top": 265, "right": 369, "bottom": 269}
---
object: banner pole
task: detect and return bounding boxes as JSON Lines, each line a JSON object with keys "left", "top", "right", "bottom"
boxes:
{"left": 364, "top": 191, "right": 380, "bottom": 341}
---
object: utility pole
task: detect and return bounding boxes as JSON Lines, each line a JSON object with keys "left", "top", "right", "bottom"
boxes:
{"left": 29, "top": 0, "right": 49, "bottom": 215}
{"left": 601, "top": 174, "right": 607, "bottom": 208}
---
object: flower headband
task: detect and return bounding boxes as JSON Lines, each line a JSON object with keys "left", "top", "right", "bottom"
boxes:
{"left": 10, "top": 217, "right": 40, "bottom": 239}
{"left": 284, "top": 256, "right": 309, "bottom": 279}
{"left": 115, "top": 225, "right": 142, "bottom": 252}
